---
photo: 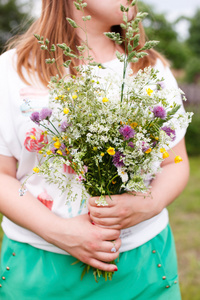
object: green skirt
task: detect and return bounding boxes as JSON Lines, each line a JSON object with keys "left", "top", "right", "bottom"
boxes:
{"left": 0, "top": 224, "right": 181, "bottom": 300}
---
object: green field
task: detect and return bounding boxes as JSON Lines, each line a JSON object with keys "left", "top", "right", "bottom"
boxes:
{"left": 0, "top": 156, "right": 200, "bottom": 299}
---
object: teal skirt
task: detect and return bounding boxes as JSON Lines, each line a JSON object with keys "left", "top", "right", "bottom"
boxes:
{"left": 0, "top": 224, "right": 181, "bottom": 300}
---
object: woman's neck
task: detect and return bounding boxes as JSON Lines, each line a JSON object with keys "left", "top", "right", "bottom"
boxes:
{"left": 71, "top": 8, "right": 122, "bottom": 63}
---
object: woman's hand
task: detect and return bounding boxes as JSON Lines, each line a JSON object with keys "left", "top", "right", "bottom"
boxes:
{"left": 88, "top": 140, "right": 190, "bottom": 230}
{"left": 48, "top": 214, "right": 121, "bottom": 272}
{"left": 88, "top": 192, "right": 161, "bottom": 230}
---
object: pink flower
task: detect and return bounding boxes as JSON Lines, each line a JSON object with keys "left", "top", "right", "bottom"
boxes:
{"left": 37, "top": 190, "right": 53, "bottom": 210}
{"left": 24, "top": 128, "right": 48, "bottom": 152}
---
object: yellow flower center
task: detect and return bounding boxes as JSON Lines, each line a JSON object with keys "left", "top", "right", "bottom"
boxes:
{"left": 160, "top": 148, "right": 166, "bottom": 153}
{"left": 63, "top": 108, "right": 69, "bottom": 114}
{"left": 163, "top": 152, "right": 169, "bottom": 159}
{"left": 100, "top": 153, "right": 105, "bottom": 157}
{"left": 146, "top": 88, "right": 154, "bottom": 96}
{"left": 145, "top": 148, "right": 152, "bottom": 154}
{"left": 107, "top": 147, "right": 115, "bottom": 156}
{"left": 102, "top": 97, "right": 109, "bottom": 103}
{"left": 57, "top": 150, "right": 63, "bottom": 155}
{"left": 54, "top": 141, "right": 61, "bottom": 149}
{"left": 72, "top": 95, "right": 77, "bottom": 99}
{"left": 30, "top": 135, "right": 36, "bottom": 140}
{"left": 175, "top": 156, "right": 183, "bottom": 163}
{"left": 33, "top": 167, "right": 40, "bottom": 173}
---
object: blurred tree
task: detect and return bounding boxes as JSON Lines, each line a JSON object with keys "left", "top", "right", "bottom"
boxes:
{"left": 187, "top": 9, "right": 200, "bottom": 56}
{"left": 0, "top": 0, "right": 33, "bottom": 53}
{"left": 184, "top": 9, "right": 200, "bottom": 83}
{"left": 138, "top": 2, "right": 191, "bottom": 69}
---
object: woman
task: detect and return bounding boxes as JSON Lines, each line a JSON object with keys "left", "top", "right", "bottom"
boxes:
{"left": 0, "top": 1, "right": 189, "bottom": 299}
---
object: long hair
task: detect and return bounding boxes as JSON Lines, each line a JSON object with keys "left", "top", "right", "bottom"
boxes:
{"left": 6, "top": 1, "right": 166, "bottom": 86}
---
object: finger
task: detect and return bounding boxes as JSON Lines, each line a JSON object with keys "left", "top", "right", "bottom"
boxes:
{"left": 96, "top": 238, "right": 121, "bottom": 253}
{"left": 89, "top": 206, "right": 117, "bottom": 219}
{"left": 88, "top": 258, "right": 118, "bottom": 272}
{"left": 100, "top": 228, "right": 121, "bottom": 241}
{"left": 95, "top": 250, "right": 119, "bottom": 263}
{"left": 91, "top": 216, "right": 120, "bottom": 227}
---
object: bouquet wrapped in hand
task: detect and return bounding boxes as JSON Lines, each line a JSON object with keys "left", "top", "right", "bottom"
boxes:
{"left": 21, "top": 0, "right": 193, "bottom": 282}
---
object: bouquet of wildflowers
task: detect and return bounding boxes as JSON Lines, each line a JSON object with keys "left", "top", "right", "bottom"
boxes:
{"left": 21, "top": 0, "right": 193, "bottom": 282}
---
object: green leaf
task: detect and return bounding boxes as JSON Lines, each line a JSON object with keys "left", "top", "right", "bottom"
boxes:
{"left": 63, "top": 60, "right": 71, "bottom": 68}
{"left": 66, "top": 17, "right": 78, "bottom": 28}
{"left": 82, "top": 15, "right": 91, "bottom": 21}
{"left": 50, "top": 44, "right": 56, "bottom": 52}
{"left": 34, "top": 34, "right": 41, "bottom": 41}
{"left": 73, "top": 1, "right": 81, "bottom": 10}
{"left": 45, "top": 58, "right": 55, "bottom": 64}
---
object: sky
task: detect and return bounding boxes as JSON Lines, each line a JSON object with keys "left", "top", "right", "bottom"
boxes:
{"left": 142, "top": 0, "right": 199, "bottom": 20}
{"left": 142, "top": 0, "right": 200, "bottom": 40}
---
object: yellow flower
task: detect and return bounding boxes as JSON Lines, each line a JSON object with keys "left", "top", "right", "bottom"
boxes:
{"left": 38, "top": 150, "right": 43, "bottom": 154}
{"left": 66, "top": 148, "right": 70, "bottom": 155}
{"left": 146, "top": 88, "right": 154, "bottom": 96}
{"left": 130, "top": 122, "right": 138, "bottom": 128}
{"left": 72, "top": 94, "right": 77, "bottom": 99}
{"left": 160, "top": 148, "right": 166, "bottom": 153}
{"left": 67, "top": 88, "right": 70, "bottom": 91}
{"left": 102, "top": 97, "right": 109, "bottom": 103}
{"left": 46, "top": 150, "right": 52, "bottom": 155}
{"left": 163, "top": 152, "right": 169, "bottom": 159}
{"left": 54, "top": 141, "right": 61, "bottom": 149}
{"left": 55, "top": 96, "right": 58, "bottom": 100}
{"left": 63, "top": 108, "right": 69, "bottom": 114}
{"left": 175, "top": 156, "right": 183, "bottom": 163}
{"left": 145, "top": 148, "right": 152, "bottom": 154}
{"left": 93, "top": 147, "right": 97, "bottom": 151}
{"left": 33, "top": 167, "right": 39, "bottom": 173}
{"left": 107, "top": 147, "right": 115, "bottom": 156}
{"left": 98, "top": 65, "right": 102, "bottom": 69}
{"left": 154, "top": 137, "right": 159, "bottom": 141}
{"left": 100, "top": 152, "right": 105, "bottom": 157}
{"left": 52, "top": 137, "right": 57, "bottom": 141}
{"left": 57, "top": 150, "right": 63, "bottom": 155}
{"left": 30, "top": 135, "right": 36, "bottom": 140}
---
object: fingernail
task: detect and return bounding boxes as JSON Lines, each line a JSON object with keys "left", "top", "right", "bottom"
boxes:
{"left": 91, "top": 222, "right": 95, "bottom": 225}
{"left": 114, "top": 268, "right": 118, "bottom": 271}
{"left": 88, "top": 211, "right": 90, "bottom": 216}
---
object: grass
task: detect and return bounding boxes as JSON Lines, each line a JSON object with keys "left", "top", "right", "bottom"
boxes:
{"left": 0, "top": 156, "right": 200, "bottom": 298}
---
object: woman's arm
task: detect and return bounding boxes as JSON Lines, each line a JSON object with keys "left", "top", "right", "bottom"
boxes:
{"left": 0, "top": 155, "right": 121, "bottom": 272}
{"left": 88, "top": 138, "right": 189, "bottom": 229}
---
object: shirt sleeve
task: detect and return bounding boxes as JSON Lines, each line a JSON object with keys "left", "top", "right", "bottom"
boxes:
{"left": 154, "top": 59, "right": 187, "bottom": 149}
{"left": 0, "top": 50, "right": 17, "bottom": 157}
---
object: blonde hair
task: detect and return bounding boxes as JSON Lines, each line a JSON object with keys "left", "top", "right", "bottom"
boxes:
{"left": 6, "top": 1, "right": 166, "bottom": 86}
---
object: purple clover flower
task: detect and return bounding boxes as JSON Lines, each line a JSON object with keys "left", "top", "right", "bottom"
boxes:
{"left": 30, "top": 112, "right": 40, "bottom": 124}
{"left": 161, "top": 126, "right": 176, "bottom": 141}
{"left": 51, "top": 147, "right": 57, "bottom": 154}
{"left": 113, "top": 151, "right": 125, "bottom": 168}
{"left": 39, "top": 107, "right": 52, "bottom": 121}
{"left": 60, "top": 121, "right": 70, "bottom": 132}
{"left": 119, "top": 125, "right": 135, "bottom": 141}
{"left": 153, "top": 106, "right": 166, "bottom": 119}
{"left": 157, "top": 81, "right": 165, "bottom": 90}
{"left": 128, "top": 141, "right": 134, "bottom": 148}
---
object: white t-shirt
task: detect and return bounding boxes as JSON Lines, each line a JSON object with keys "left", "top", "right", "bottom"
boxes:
{"left": 0, "top": 49, "right": 186, "bottom": 254}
